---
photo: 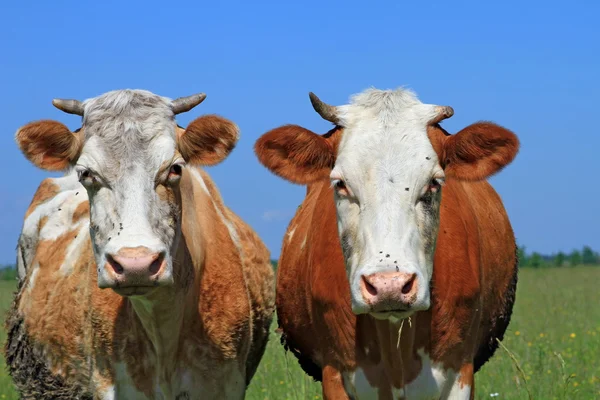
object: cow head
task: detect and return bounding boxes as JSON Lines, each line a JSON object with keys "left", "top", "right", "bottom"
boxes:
{"left": 16, "top": 89, "right": 239, "bottom": 296}
{"left": 255, "top": 87, "right": 519, "bottom": 320}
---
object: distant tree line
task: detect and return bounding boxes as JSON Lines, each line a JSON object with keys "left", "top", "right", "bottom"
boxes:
{"left": 518, "top": 245, "right": 600, "bottom": 268}
{"left": 0, "top": 265, "right": 17, "bottom": 281}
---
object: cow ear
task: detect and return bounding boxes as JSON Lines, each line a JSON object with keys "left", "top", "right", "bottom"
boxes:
{"left": 254, "top": 124, "right": 335, "bottom": 185}
{"left": 16, "top": 120, "right": 82, "bottom": 171}
{"left": 178, "top": 115, "right": 239, "bottom": 166}
{"left": 443, "top": 122, "right": 519, "bottom": 181}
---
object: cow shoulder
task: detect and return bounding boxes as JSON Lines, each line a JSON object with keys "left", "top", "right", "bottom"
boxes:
{"left": 182, "top": 166, "right": 253, "bottom": 360}
{"left": 430, "top": 180, "right": 486, "bottom": 366}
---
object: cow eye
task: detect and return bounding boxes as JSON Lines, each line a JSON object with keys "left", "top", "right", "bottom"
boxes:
{"left": 167, "top": 163, "right": 184, "bottom": 183}
{"left": 419, "top": 177, "right": 444, "bottom": 204}
{"left": 428, "top": 178, "right": 442, "bottom": 194}
{"left": 332, "top": 179, "right": 350, "bottom": 197}
{"left": 170, "top": 164, "right": 182, "bottom": 176}
{"left": 77, "top": 168, "right": 96, "bottom": 187}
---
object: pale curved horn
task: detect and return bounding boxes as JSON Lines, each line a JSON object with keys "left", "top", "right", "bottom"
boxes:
{"left": 52, "top": 99, "right": 84, "bottom": 116}
{"left": 171, "top": 93, "right": 207, "bottom": 115}
{"left": 430, "top": 106, "right": 454, "bottom": 124}
{"left": 309, "top": 92, "right": 340, "bottom": 125}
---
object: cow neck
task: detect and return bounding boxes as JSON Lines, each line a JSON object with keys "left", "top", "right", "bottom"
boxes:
{"left": 357, "top": 312, "right": 431, "bottom": 387}
{"left": 125, "top": 186, "right": 200, "bottom": 370}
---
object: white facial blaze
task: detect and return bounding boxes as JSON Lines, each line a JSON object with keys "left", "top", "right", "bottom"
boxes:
{"left": 71, "top": 90, "right": 185, "bottom": 290}
{"left": 331, "top": 88, "right": 445, "bottom": 317}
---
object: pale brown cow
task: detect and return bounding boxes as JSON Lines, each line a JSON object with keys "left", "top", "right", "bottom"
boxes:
{"left": 255, "top": 87, "right": 519, "bottom": 399}
{"left": 6, "top": 89, "right": 275, "bottom": 399}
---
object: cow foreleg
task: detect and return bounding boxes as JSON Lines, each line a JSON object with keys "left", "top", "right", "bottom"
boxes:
{"left": 442, "top": 363, "right": 473, "bottom": 399}
{"left": 322, "top": 365, "right": 351, "bottom": 400}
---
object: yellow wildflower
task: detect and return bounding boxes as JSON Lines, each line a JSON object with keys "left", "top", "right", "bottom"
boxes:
{"left": 570, "top": 333, "right": 576, "bottom": 338}
{"left": 515, "top": 331, "right": 520, "bottom": 336}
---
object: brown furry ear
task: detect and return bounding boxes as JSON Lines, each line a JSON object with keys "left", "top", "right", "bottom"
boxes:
{"left": 443, "top": 121, "right": 519, "bottom": 181}
{"left": 178, "top": 115, "right": 239, "bottom": 165}
{"left": 15, "top": 120, "right": 82, "bottom": 171}
{"left": 254, "top": 124, "right": 335, "bottom": 185}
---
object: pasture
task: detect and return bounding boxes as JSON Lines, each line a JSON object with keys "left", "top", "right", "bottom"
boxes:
{"left": 0, "top": 266, "right": 597, "bottom": 399}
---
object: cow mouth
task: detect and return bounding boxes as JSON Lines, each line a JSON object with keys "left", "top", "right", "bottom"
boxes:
{"left": 112, "top": 286, "right": 157, "bottom": 297}
{"left": 370, "top": 309, "right": 413, "bottom": 321}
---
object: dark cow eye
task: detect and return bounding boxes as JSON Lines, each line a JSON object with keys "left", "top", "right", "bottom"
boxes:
{"left": 78, "top": 169, "right": 96, "bottom": 186}
{"left": 428, "top": 179, "right": 441, "bottom": 193}
{"left": 332, "top": 179, "right": 350, "bottom": 197}
{"left": 170, "top": 164, "right": 183, "bottom": 176}
{"left": 167, "top": 163, "right": 184, "bottom": 184}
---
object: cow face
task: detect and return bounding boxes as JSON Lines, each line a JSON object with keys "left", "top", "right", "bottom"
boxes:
{"left": 255, "top": 87, "right": 519, "bottom": 320}
{"left": 16, "top": 90, "right": 238, "bottom": 296}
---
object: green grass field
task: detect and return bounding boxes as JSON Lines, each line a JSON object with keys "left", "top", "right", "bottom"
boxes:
{"left": 0, "top": 267, "right": 598, "bottom": 399}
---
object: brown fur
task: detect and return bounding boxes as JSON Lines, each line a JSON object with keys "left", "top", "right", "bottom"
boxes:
{"left": 24, "top": 179, "right": 60, "bottom": 219}
{"left": 15, "top": 120, "right": 82, "bottom": 171}
{"left": 254, "top": 118, "right": 519, "bottom": 397}
{"left": 178, "top": 115, "right": 240, "bottom": 166}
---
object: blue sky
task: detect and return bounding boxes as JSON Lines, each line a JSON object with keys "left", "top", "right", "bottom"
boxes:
{"left": 0, "top": 0, "right": 598, "bottom": 264}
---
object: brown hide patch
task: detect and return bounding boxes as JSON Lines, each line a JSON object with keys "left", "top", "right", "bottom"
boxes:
{"left": 193, "top": 169, "right": 252, "bottom": 359}
{"left": 72, "top": 201, "right": 90, "bottom": 224}
{"left": 38, "top": 216, "right": 49, "bottom": 232}
{"left": 19, "top": 231, "right": 100, "bottom": 385}
{"left": 25, "top": 179, "right": 60, "bottom": 219}
{"left": 458, "top": 363, "right": 474, "bottom": 389}
{"left": 16, "top": 120, "right": 82, "bottom": 171}
{"left": 222, "top": 205, "right": 275, "bottom": 382}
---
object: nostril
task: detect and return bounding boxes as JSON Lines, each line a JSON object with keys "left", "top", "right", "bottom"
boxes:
{"left": 401, "top": 274, "right": 417, "bottom": 295}
{"left": 149, "top": 253, "right": 165, "bottom": 276}
{"left": 107, "top": 254, "right": 124, "bottom": 275}
{"left": 362, "top": 275, "right": 378, "bottom": 297}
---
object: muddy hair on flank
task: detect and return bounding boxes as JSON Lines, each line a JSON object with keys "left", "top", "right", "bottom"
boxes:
{"left": 278, "top": 328, "right": 323, "bottom": 382}
{"left": 473, "top": 244, "right": 519, "bottom": 372}
{"left": 4, "top": 281, "right": 93, "bottom": 399}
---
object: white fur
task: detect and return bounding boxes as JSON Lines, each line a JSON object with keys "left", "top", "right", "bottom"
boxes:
{"left": 331, "top": 88, "right": 446, "bottom": 317}
{"left": 105, "top": 361, "right": 245, "bottom": 400}
{"left": 343, "top": 348, "right": 461, "bottom": 399}
{"left": 19, "top": 173, "right": 87, "bottom": 283}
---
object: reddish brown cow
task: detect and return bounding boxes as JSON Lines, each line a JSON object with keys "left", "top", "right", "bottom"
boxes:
{"left": 254, "top": 87, "right": 519, "bottom": 399}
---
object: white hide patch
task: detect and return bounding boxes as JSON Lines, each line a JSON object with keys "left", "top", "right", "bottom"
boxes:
{"left": 344, "top": 348, "right": 459, "bottom": 400}
{"left": 20, "top": 172, "right": 88, "bottom": 281}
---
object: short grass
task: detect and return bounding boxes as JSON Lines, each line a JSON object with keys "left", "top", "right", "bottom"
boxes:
{"left": 0, "top": 267, "right": 597, "bottom": 399}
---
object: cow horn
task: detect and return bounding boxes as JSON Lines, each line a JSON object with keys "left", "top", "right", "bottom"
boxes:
{"left": 309, "top": 92, "right": 340, "bottom": 125}
{"left": 171, "top": 93, "right": 207, "bottom": 115}
{"left": 430, "top": 106, "right": 454, "bottom": 124}
{"left": 52, "top": 99, "right": 84, "bottom": 116}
